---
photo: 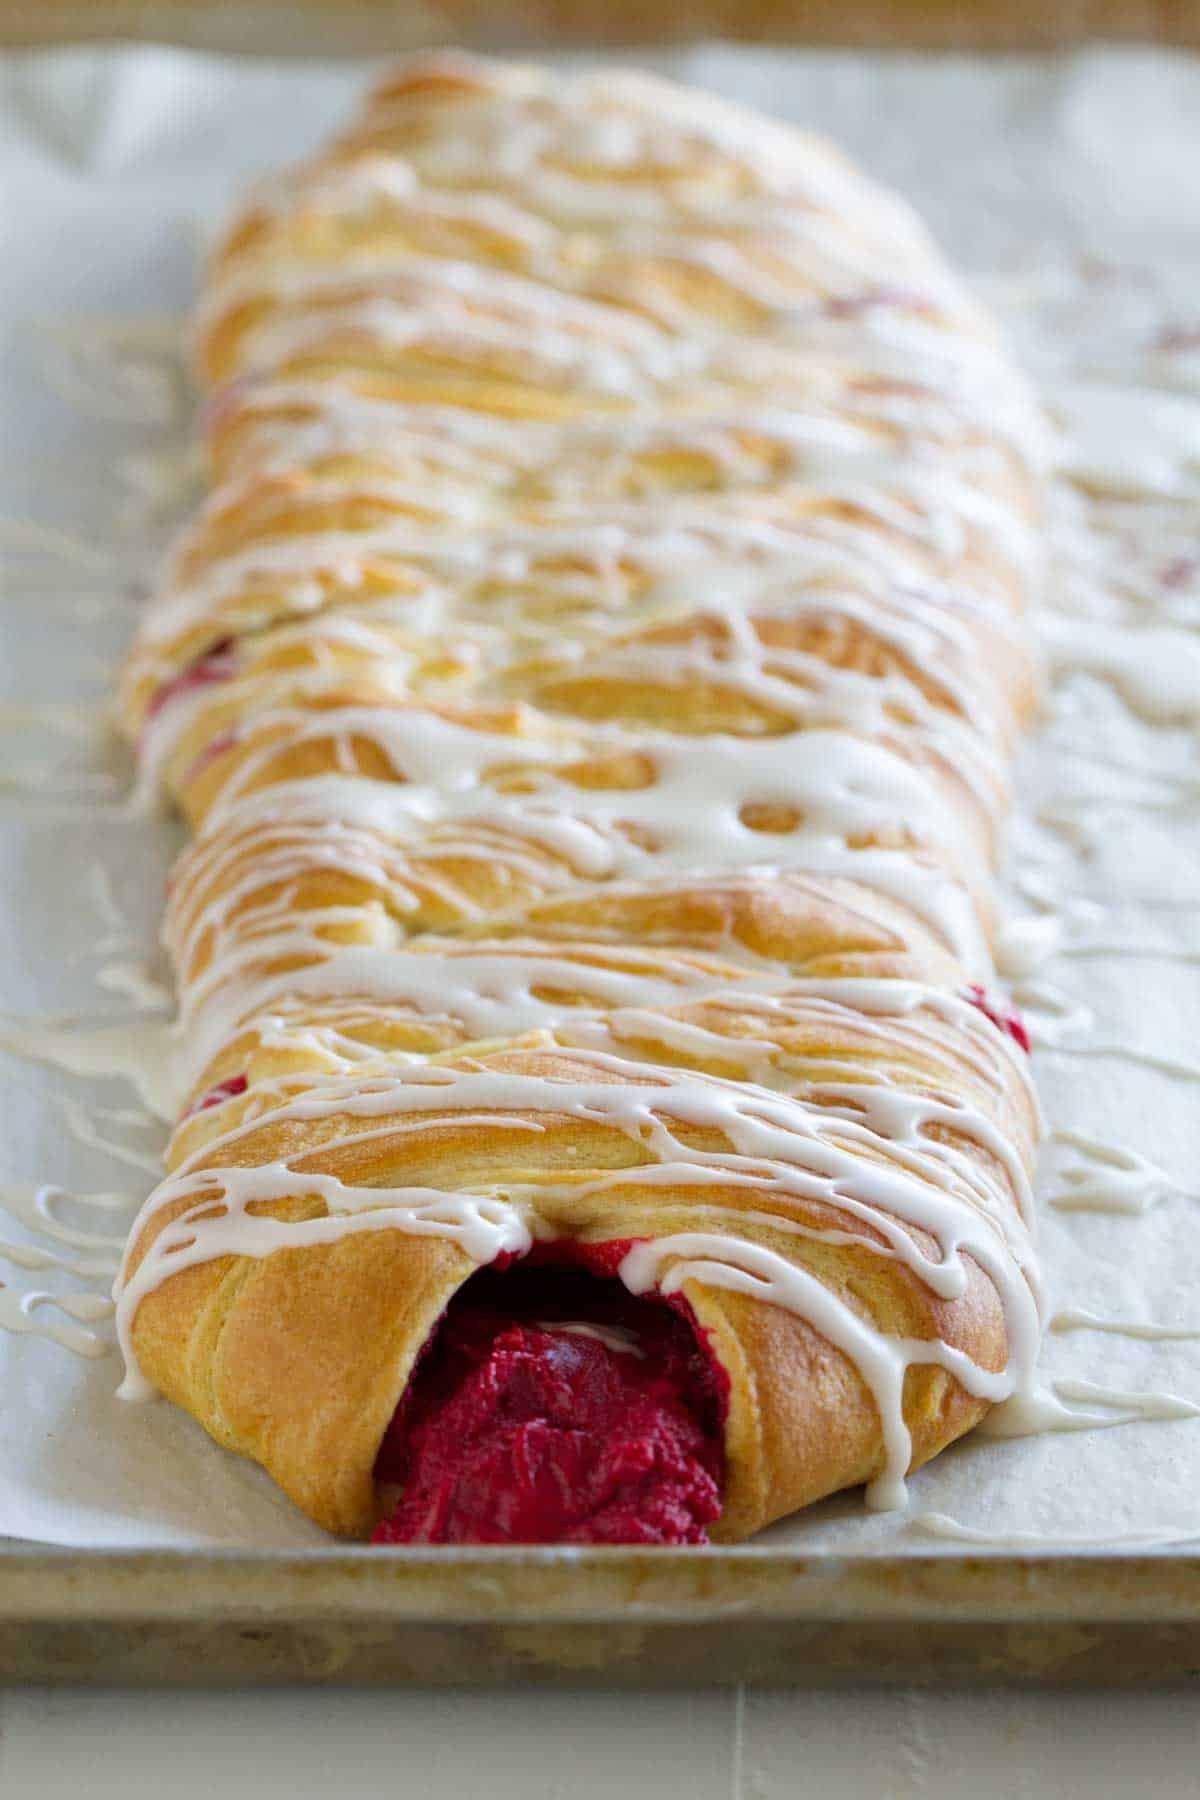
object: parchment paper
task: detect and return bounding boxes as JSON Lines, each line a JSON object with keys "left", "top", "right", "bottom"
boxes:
{"left": 2, "top": 42, "right": 1198, "bottom": 1553}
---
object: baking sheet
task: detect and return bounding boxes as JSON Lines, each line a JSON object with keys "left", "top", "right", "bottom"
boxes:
{"left": 1, "top": 41, "right": 1199, "bottom": 1557}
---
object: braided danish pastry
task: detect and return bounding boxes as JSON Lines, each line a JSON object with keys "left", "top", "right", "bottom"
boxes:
{"left": 115, "top": 53, "right": 1045, "bottom": 1545}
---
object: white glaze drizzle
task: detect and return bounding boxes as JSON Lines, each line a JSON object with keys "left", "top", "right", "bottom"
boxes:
{"left": 135, "top": 482, "right": 1034, "bottom": 664}
{"left": 0, "top": 1282, "right": 113, "bottom": 1360}
{"left": 0, "top": 1013, "right": 177, "bottom": 1120}
{"left": 1039, "top": 1040, "right": 1200, "bottom": 1085}
{"left": 84, "top": 862, "right": 135, "bottom": 950}
{"left": 57, "top": 1097, "right": 165, "bottom": 1177}
{"left": 1051, "top": 1308, "right": 1200, "bottom": 1342}
{"left": 115, "top": 1168, "right": 534, "bottom": 1400}
{"left": 911, "top": 1512, "right": 1200, "bottom": 1550}
{"left": 0, "top": 1182, "right": 133, "bottom": 1280}
{"left": 189, "top": 723, "right": 992, "bottom": 971}
{"left": 1045, "top": 1130, "right": 1198, "bottom": 1214}
{"left": 1040, "top": 613, "right": 1200, "bottom": 725}
{"left": 34, "top": 313, "right": 187, "bottom": 429}
{"left": 991, "top": 1379, "right": 1200, "bottom": 1434}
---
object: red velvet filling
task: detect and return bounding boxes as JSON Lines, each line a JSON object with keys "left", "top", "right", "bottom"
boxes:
{"left": 180, "top": 1072, "right": 248, "bottom": 1121}
{"left": 1161, "top": 555, "right": 1199, "bottom": 590}
{"left": 964, "top": 982, "right": 1032, "bottom": 1054}
{"left": 177, "top": 725, "right": 240, "bottom": 793}
{"left": 372, "top": 1249, "right": 726, "bottom": 1547}
{"left": 200, "top": 375, "right": 253, "bottom": 433}
{"left": 145, "top": 637, "right": 238, "bottom": 722}
{"left": 824, "top": 284, "right": 936, "bottom": 321}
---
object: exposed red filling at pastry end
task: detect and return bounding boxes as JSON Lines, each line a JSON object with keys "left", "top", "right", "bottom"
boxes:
{"left": 372, "top": 1246, "right": 727, "bottom": 1547}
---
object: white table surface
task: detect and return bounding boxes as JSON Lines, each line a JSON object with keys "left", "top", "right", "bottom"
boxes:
{"left": 3, "top": 1683, "right": 1199, "bottom": 1797}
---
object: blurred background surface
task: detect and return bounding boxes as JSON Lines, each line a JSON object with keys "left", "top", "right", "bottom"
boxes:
{"left": 0, "top": 0, "right": 1197, "bottom": 51}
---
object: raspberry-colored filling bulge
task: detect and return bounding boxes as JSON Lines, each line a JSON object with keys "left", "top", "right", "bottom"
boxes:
{"left": 372, "top": 1247, "right": 727, "bottom": 1546}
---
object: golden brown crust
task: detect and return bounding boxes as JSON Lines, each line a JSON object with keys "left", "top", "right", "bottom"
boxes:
{"left": 130, "top": 1208, "right": 472, "bottom": 1535}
